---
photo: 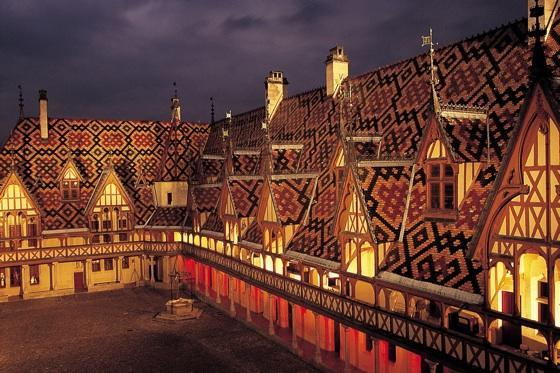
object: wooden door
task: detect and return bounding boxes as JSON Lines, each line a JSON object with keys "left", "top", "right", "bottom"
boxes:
{"left": 501, "top": 291, "right": 521, "bottom": 347}
{"left": 74, "top": 272, "right": 85, "bottom": 292}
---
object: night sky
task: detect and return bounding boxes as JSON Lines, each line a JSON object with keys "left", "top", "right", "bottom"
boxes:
{"left": 0, "top": 1, "right": 526, "bottom": 141}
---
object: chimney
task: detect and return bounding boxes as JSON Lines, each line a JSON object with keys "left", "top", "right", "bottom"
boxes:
{"left": 171, "top": 96, "right": 181, "bottom": 122}
{"left": 325, "top": 46, "right": 349, "bottom": 96}
{"left": 39, "top": 90, "right": 48, "bottom": 140}
{"left": 528, "top": 0, "right": 558, "bottom": 42}
{"left": 265, "top": 71, "right": 288, "bottom": 119}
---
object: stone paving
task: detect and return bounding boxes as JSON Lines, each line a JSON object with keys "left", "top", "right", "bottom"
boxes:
{"left": 0, "top": 288, "right": 319, "bottom": 373}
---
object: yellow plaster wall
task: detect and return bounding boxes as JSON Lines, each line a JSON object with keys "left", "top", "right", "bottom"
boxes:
{"left": 153, "top": 181, "right": 188, "bottom": 207}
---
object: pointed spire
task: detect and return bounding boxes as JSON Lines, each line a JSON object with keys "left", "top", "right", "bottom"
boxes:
{"left": 422, "top": 27, "right": 441, "bottom": 114}
{"left": 18, "top": 85, "right": 24, "bottom": 120}
{"left": 210, "top": 97, "right": 215, "bottom": 125}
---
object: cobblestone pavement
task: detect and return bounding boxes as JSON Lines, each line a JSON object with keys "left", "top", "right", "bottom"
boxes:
{"left": 0, "top": 288, "right": 318, "bottom": 373}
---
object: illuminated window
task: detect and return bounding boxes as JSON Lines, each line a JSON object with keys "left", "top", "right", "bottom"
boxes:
{"left": 10, "top": 266, "right": 21, "bottom": 287}
{"left": 0, "top": 177, "right": 40, "bottom": 249}
{"left": 0, "top": 268, "right": 6, "bottom": 288}
{"left": 122, "top": 257, "right": 130, "bottom": 269}
{"left": 30, "top": 265, "right": 40, "bottom": 285}
{"left": 60, "top": 168, "right": 80, "bottom": 201}
{"left": 92, "top": 260, "right": 101, "bottom": 272}
{"left": 104, "top": 258, "right": 113, "bottom": 271}
{"left": 427, "top": 163, "right": 456, "bottom": 211}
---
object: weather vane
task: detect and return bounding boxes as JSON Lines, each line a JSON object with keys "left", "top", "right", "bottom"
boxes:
{"left": 422, "top": 27, "right": 439, "bottom": 87}
{"left": 210, "top": 97, "right": 215, "bottom": 125}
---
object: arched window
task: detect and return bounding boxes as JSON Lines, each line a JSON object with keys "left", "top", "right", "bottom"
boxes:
{"left": 427, "top": 163, "right": 457, "bottom": 213}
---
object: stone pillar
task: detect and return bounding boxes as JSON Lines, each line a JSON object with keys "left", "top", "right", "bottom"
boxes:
{"left": 194, "top": 262, "right": 199, "bottom": 292}
{"left": 52, "top": 262, "right": 59, "bottom": 291}
{"left": 205, "top": 267, "right": 210, "bottom": 297}
{"left": 149, "top": 255, "right": 155, "bottom": 285}
{"left": 291, "top": 303, "right": 298, "bottom": 350}
{"left": 373, "top": 338, "right": 380, "bottom": 373}
{"left": 21, "top": 265, "right": 29, "bottom": 295}
{"left": 343, "top": 326, "right": 351, "bottom": 373}
{"left": 313, "top": 312, "right": 322, "bottom": 363}
{"left": 162, "top": 256, "right": 170, "bottom": 285}
{"left": 268, "top": 295, "right": 275, "bottom": 336}
{"left": 424, "top": 359, "right": 439, "bottom": 373}
{"left": 140, "top": 255, "right": 146, "bottom": 281}
{"left": 116, "top": 256, "right": 123, "bottom": 283}
{"left": 85, "top": 259, "right": 93, "bottom": 288}
{"left": 229, "top": 277, "right": 236, "bottom": 317}
{"left": 245, "top": 284, "right": 252, "bottom": 322}
{"left": 216, "top": 271, "right": 221, "bottom": 304}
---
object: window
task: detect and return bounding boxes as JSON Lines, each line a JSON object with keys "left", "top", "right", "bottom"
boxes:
{"left": 104, "top": 258, "right": 113, "bottom": 271}
{"left": 167, "top": 192, "right": 173, "bottom": 205}
{"left": 60, "top": 168, "right": 80, "bottom": 201}
{"left": 10, "top": 266, "right": 21, "bottom": 287}
{"left": 388, "top": 343, "right": 397, "bottom": 362}
{"left": 30, "top": 265, "right": 40, "bottom": 285}
{"left": 0, "top": 268, "right": 6, "bottom": 288}
{"left": 92, "top": 260, "right": 101, "bottom": 272}
{"left": 427, "top": 163, "right": 456, "bottom": 214}
{"left": 122, "top": 257, "right": 130, "bottom": 269}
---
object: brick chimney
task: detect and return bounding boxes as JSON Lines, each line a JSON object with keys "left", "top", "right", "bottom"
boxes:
{"left": 325, "top": 46, "right": 349, "bottom": 96}
{"left": 265, "top": 71, "right": 288, "bottom": 119}
{"left": 39, "top": 90, "right": 48, "bottom": 140}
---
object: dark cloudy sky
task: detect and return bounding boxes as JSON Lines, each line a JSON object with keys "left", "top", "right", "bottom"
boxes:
{"left": 0, "top": 0, "right": 526, "bottom": 141}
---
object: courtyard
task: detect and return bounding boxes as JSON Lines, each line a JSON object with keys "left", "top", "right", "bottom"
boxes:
{"left": 0, "top": 288, "right": 318, "bottom": 372}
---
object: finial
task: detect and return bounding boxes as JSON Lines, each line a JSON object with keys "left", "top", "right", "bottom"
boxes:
{"left": 9, "top": 150, "right": 17, "bottom": 171}
{"left": 422, "top": 27, "right": 441, "bottom": 113}
{"left": 173, "top": 81, "right": 178, "bottom": 99}
{"left": 210, "top": 97, "right": 215, "bottom": 125}
{"left": 529, "top": 0, "right": 550, "bottom": 82}
{"left": 18, "top": 85, "right": 24, "bottom": 120}
{"left": 106, "top": 152, "right": 114, "bottom": 170}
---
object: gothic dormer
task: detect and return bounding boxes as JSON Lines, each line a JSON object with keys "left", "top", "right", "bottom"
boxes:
{"left": 57, "top": 157, "right": 83, "bottom": 202}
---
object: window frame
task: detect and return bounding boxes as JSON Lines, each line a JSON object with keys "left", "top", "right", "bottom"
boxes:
{"left": 425, "top": 161, "right": 458, "bottom": 220}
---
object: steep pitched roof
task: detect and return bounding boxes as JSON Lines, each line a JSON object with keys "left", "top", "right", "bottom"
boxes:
{"left": 0, "top": 118, "right": 208, "bottom": 230}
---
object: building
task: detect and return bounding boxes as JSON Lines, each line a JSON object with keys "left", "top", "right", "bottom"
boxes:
{"left": 1, "top": 1, "right": 560, "bottom": 371}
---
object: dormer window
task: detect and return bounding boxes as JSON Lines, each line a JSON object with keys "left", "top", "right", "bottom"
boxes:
{"left": 426, "top": 163, "right": 457, "bottom": 219}
{"left": 61, "top": 168, "right": 80, "bottom": 201}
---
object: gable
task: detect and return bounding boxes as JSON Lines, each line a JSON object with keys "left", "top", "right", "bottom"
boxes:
{"left": 0, "top": 172, "right": 40, "bottom": 215}
{"left": 86, "top": 168, "right": 134, "bottom": 214}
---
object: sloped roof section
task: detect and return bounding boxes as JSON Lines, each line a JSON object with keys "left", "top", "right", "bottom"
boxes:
{"left": 145, "top": 207, "right": 188, "bottom": 227}
{"left": 355, "top": 166, "right": 412, "bottom": 243}
{"left": 0, "top": 118, "right": 207, "bottom": 230}
{"left": 232, "top": 152, "right": 261, "bottom": 175}
{"left": 228, "top": 178, "right": 263, "bottom": 217}
{"left": 202, "top": 211, "right": 224, "bottom": 233}
{"left": 192, "top": 185, "right": 221, "bottom": 213}
{"left": 158, "top": 121, "right": 208, "bottom": 182}
{"left": 242, "top": 220, "right": 263, "bottom": 244}
{"left": 269, "top": 176, "right": 317, "bottom": 225}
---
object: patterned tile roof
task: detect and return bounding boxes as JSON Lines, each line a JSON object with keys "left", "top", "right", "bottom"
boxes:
{"left": 242, "top": 220, "right": 263, "bottom": 244}
{"left": 269, "top": 177, "right": 317, "bottom": 225}
{"left": 192, "top": 185, "right": 221, "bottom": 213}
{"left": 201, "top": 211, "right": 224, "bottom": 233}
{"left": 0, "top": 118, "right": 208, "bottom": 230}
{"left": 228, "top": 178, "right": 263, "bottom": 217}
{"left": 145, "top": 207, "right": 188, "bottom": 227}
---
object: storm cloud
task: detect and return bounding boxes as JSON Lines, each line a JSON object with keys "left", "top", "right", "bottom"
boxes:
{"left": 0, "top": 0, "right": 525, "bottom": 141}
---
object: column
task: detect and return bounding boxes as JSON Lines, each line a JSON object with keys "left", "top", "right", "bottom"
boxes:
{"left": 229, "top": 276, "right": 236, "bottom": 317}
{"left": 194, "top": 262, "right": 199, "bottom": 292}
{"left": 205, "top": 267, "right": 210, "bottom": 297}
{"left": 245, "top": 283, "right": 252, "bottom": 322}
{"left": 149, "top": 255, "right": 155, "bottom": 285}
{"left": 424, "top": 359, "right": 439, "bottom": 373}
{"left": 52, "top": 262, "right": 59, "bottom": 291}
{"left": 268, "top": 295, "right": 275, "bottom": 336}
{"left": 343, "top": 326, "right": 351, "bottom": 373}
{"left": 373, "top": 339, "right": 380, "bottom": 373}
{"left": 216, "top": 271, "right": 221, "bottom": 304}
{"left": 291, "top": 303, "right": 298, "bottom": 350}
{"left": 21, "top": 265, "right": 29, "bottom": 296}
{"left": 140, "top": 255, "right": 146, "bottom": 281}
{"left": 313, "top": 312, "right": 322, "bottom": 363}
{"left": 162, "top": 256, "right": 170, "bottom": 285}
{"left": 116, "top": 256, "right": 123, "bottom": 283}
{"left": 85, "top": 259, "right": 93, "bottom": 288}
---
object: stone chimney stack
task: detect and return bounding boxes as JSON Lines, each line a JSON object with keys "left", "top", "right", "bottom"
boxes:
{"left": 39, "top": 90, "right": 48, "bottom": 140}
{"left": 265, "top": 71, "right": 288, "bottom": 119}
{"left": 528, "top": 0, "right": 558, "bottom": 42}
{"left": 325, "top": 46, "right": 349, "bottom": 96}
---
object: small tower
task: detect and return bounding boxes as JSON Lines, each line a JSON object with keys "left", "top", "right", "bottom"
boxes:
{"left": 326, "top": 46, "right": 349, "bottom": 97}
